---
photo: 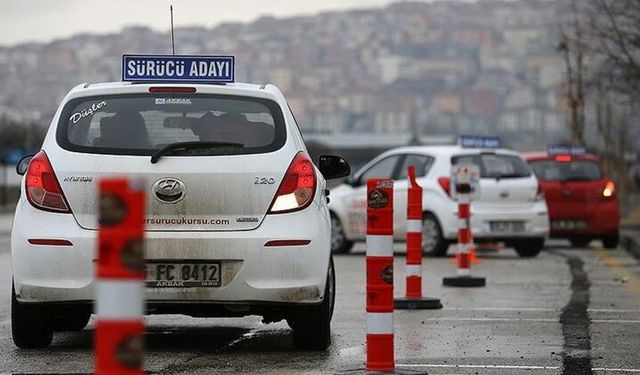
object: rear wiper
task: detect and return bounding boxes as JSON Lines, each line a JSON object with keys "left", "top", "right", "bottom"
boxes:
{"left": 485, "top": 173, "right": 525, "bottom": 180}
{"left": 150, "top": 141, "right": 244, "bottom": 164}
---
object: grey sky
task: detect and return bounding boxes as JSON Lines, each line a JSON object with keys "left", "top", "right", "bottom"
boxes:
{"left": 0, "top": 0, "right": 405, "bottom": 46}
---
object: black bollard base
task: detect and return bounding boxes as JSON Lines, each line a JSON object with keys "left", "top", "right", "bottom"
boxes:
{"left": 394, "top": 296, "right": 442, "bottom": 310}
{"left": 442, "top": 275, "right": 486, "bottom": 287}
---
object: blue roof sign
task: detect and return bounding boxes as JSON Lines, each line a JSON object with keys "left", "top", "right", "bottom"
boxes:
{"left": 547, "top": 144, "right": 587, "bottom": 155}
{"left": 122, "top": 54, "right": 235, "bottom": 83}
{"left": 459, "top": 135, "right": 502, "bottom": 149}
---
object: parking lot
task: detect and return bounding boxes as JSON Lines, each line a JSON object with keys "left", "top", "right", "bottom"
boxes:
{"left": 1, "top": 210, "right": 639, "bottom": 375}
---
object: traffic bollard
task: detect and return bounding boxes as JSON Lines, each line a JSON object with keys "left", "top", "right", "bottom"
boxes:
{"left": 339, "top": 178, "right": 426, "bottom": 375}
{"left": 95, "top": 178, "right": 146, "bottom": 375}
{"left": 443, "top": 186, "right": 486, "bottom": 287}
{"left": 366, "top": 178, "right": 395, "bottom": 372}
{"left": 449, "top": 230, "right": 480, "bottom": 265}
{"left": 394, "top": 166, "right": 442, "bottom": 310}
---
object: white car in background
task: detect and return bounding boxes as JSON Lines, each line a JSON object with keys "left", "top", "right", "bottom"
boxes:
{"left": 329, "top": 144, "right": 549, "bottom": 257}
{"left": 11, "top": 71, "right": 350, "bottom": 350}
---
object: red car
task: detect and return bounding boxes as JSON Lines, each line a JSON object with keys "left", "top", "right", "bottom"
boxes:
{"left": 524, "top": 148, "right": 619, "bottom": 248}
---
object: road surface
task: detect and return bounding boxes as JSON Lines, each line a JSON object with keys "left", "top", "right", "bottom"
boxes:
{"left": 0, "top": 213, "right": 639, "bottom": 374}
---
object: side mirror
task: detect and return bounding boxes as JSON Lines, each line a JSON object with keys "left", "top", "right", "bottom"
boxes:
{"left": 16, "top": 154, "right": 34, "bottom": 176}
{"left": 318, "top": 155, "right": 351, "bottom": 180}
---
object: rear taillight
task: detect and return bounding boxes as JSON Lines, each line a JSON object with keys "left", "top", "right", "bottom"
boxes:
{"left": 25, "top": 151, "right": 71, "bottom": 213}
{"left": 268, "top": 152, "right": 317, "bottom": 214}
{"left": 603, "top": 180, "right": 615, "bottom": 198}
{"left": 535, "top": 182, "right": 545, "bottom": 201}
{"left": 438, "top": 177, "right": 451, "bottom": 197}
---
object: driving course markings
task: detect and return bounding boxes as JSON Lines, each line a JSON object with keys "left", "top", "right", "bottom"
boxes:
{"left": 594, "top": 247, "right": 640, "bottom": 297}
{"left": 397, "top": 364, "right": 640, "bottom": 373}
{"left": 441, "top": 307, "right": 640, "bottom": 313}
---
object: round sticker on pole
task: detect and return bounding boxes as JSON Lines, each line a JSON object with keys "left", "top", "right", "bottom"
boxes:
{"left": 451, "top": 164, "right": 480, "bottom": 201}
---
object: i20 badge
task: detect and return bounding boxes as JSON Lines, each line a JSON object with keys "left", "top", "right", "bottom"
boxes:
{"left": 153, "top": 178, "right": 186, "bottom": 204}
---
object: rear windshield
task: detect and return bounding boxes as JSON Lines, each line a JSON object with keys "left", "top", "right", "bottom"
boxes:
{"left": 529, "top": 160, "right": 603, "bottom": 181}
{"left": 56, "top": 94, "right": 286, "bottom": 156}
{"left": 452, "top": 153, "right": 531, "bottom": 179}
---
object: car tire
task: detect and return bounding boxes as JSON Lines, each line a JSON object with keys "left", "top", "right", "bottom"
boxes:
{"left": 288, "top": 256, "right": 334, "bottom": 351}
{"left": 422, "top": 213, "right": 448, "bottom": 257}
{"left": 11, "top": 284, "right": 53, "bottom": 349}
{"left": 569, "top": 237, "right": 591, "bottom": 248}
{"left": 602, "top": 233, "right": 619, "bottom": 249}
{"left": 330, "top": 212, "right": 354, "bottom": 254}
{"left": 513, "top": 238, "right": 544, "bottom": 258}
{"left": 53, "top": 309, "right": 92, "bottom": 332}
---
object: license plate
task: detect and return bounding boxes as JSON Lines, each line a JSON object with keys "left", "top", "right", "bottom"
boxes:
{"left": 145, "top": 262, "right": 221, "bottom": 288}
{"left": 551, "top": 220, "right": 586, "bottom": 230}
{"left": 489, "top": 221, "right": 525, "bottom": 233}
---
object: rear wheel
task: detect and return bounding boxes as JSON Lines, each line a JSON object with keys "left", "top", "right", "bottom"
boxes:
{"left": 569, "top": 237, "right": 591, "bottom": 248}
{"left": 288, "top": 257, "right": 334, "bottom": 350}
{"left": 513, "top": 238, "right": 544, "bottom": 258}
{"left": 11, "top": 284, "right": 53, "bottom": 349}
{"left": 602, "top": 233, "right": 619, "bottom": 249}
{"left": 422, "top": 213, "right": 448, "bottom": 257}
{"left": 330, "top": 213, "right": 354, "bottom": 254}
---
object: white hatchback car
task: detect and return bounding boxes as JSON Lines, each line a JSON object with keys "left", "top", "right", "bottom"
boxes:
{"left": 329, "top": 144, "right": 549, "bottom": 257}
{"left": 11, "top": 80, "right": 349, "bottom": 349}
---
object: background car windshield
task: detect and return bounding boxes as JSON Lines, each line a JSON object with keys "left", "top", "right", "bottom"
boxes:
{"left": 529, "top": 160, "right": 603, "bottom": 181}
{"left": 58, "top": 94, "right": 285, "bottom": 155}
{"left": 452, "top": 154, "right": 531, "bottom": 179}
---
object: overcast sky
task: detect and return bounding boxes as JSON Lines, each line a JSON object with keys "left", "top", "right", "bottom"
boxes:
{"left": 0, "top": 0, "right": 410, "bottom": 46}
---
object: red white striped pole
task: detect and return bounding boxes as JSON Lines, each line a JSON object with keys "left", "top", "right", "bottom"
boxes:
{"left": 95, "top": 178, "right": 146, "bottom": 375}
{"left": 394, "top": 166, "right": 442, "bottom": 310}
{"left": 443, "top": 175, "right": 485, "bottom": 287}
{"left": 456, "top": 195, "right": 472, "bottom": 276}
{"left": 366, "top": 178, "right": 394, "bottom": 372}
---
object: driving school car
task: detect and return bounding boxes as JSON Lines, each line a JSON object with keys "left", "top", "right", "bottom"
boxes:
{"left": 10, "top": 54, "right": 350, "bottom": 350}
{"left": 329, "top": 136, "right": 549, "bottom": 257}
{"left": 524, "top": 145, "right": 619, "bottom": 248}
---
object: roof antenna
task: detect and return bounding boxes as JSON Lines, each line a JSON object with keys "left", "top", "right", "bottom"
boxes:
{"left": 170, "top": 5, "right": 176, "bottom": 55}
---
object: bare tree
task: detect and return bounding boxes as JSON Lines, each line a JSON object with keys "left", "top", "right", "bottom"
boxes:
{"left": 558, "top": 1, "right": 587, "bottom": 146}
{"left": 587, "top": 0, "right": 640, "bottom": 95}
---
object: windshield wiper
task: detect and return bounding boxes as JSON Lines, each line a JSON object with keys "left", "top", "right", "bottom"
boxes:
{"left": 150, "top": 141, "right": 244, "bottom": 164}
{"left": 485, "top": 173, "right": 527, "bottom": 180}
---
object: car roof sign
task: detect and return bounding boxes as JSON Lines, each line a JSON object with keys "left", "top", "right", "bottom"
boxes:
{"left": 122, "top": 54, "right": 235, "bottom": 83}
{"left": 458, "top": 135, "right": 502, "bottom": 149}
{"left": 547, "top": 144, "right": 586, "bottom": 156}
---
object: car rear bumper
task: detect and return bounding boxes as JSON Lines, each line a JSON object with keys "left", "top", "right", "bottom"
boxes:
{"left": 11, "top": 200, "right": 330, "bottom": 306}
{"left": 548, "top": 200, "right": 619, "bottom": 237}
{"left": 442, "top": 201, "right": 549, "bottom": 240}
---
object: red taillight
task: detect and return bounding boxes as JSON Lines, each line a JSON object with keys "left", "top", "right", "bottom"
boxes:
{"left": 148, "top": 86, "right": 196, "bottom": 93}
{"left": 535, "top": 182, "right": 545, "bottom": 201}
{"left": 264, "top": 240, "right": 311, "bottom": 247}
{"left": 268, "top": 152, "right": 317, "bottom": 214}
{"left": 603, "top": 180, "right": 615, "bottom": 198}
{"left": 555, "top": 155, "right": 572, "bottom": 162}
{"left": 25, "top": 151, "right": 71, "bottom": 213}
{"left": 438, "top": 177, "right": 451, "bottom": 197}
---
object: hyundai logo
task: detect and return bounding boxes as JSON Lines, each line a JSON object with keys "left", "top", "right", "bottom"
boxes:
{"left": 153, "top": 178, "right": 186, "bottom": 203}
{"left": 499, "top": 191, "right": 510, "bottom": 199}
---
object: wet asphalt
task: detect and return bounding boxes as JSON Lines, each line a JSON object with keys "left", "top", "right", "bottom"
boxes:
{"left": 0, "top": 236, "right": 640, "bottom": 374}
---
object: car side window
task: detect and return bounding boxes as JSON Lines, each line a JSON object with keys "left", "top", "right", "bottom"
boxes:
{"left": 397, "top": 154, "right": 434, "bottom": 180}
{"left": 358, "top": 155, "right": 401, "bottom": 184}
